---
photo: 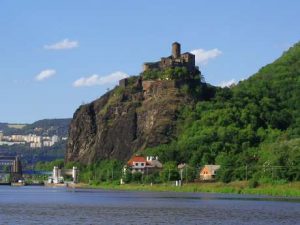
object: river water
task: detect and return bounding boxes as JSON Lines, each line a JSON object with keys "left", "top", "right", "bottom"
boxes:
{"left": 0, "top": 186, "right": 299, "bottom": 225}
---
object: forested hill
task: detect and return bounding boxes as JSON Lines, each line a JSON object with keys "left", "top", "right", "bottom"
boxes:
{"left": 145, "top": 42, "right": 300, "bottom": 182}
{"left": 0, "top": 118, "right": 71, "bottom": 136}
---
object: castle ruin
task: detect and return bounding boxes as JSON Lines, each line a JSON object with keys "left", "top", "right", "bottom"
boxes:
{"left": 119, "top": 42, "right": 200, "bottom": 88}
{"left": 143, "top": 42, "right": 198, "bottom": 73}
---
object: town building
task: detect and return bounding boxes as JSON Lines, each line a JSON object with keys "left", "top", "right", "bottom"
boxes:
{"left": 199, "top": 165, "right": 221, "bottom": 181}
{"left": 43, "top": 140, "right": 55, "bottom": 147}
{"left": 11, "top": 135, "right": 25, "bottom": 142}
{"left": 52, "top": 135, "right": 60, "bottom": 143}
{"left": 0, "top": 131, "right": 3, "bottom": 141}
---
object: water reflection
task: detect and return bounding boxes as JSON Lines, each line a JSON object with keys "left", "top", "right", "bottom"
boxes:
{"left": 0, "top": 186, "right": 299, "bottom": 225}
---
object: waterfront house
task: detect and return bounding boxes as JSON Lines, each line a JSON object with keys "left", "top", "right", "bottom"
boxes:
{"left": 199, "top": 165, "right": 221, "bottom": 181}
{"left": 126, "top": 155, "right": 163, "bottom": 174}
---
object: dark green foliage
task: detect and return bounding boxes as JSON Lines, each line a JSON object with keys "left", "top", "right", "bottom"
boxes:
{"left": 122, "top": 169, "right": 132, "bottom": 183}
{"left": 35, "top": 159, "right": 65, "bottom": 171}
{"left": 57, "top": 159, "right": 125, "bottom": 184}
{"left": 141, "top": 67, "right": 200, "bottom": 81}
{"left": 143, "top": 171, "right": 161, "bottom": 184}
{"left": 144, "top": 42, "right": 300, "bottom": 182}
{"left": 131, "top": 172, "right": 143, "bottom": 183}
{"left": 257, "top": 139, "right": 300, "bottom": 181}
{"left": 179, "top": 166, "right": 197, "bottom": 182}
{"left": 248, "top": 179, "right": 259, "bottom": 188}
{"left": 159, "top": 162, "right": 180, "bottom": 182}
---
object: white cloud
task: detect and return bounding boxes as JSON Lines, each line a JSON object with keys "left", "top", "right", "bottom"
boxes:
{"left": 190, "top": 48, "right": 222, "bottom": 65}
{"left": 73, "top": 71, "right": 128, "bottom": 88}
{"left": 35, "top": 69, "right": 56, "bottom": 81}
{"left": 219, "top": 79, "right": 236, "bottom": 88}
{"left": 44, "top": 39, "right": 79, "bottom": 50}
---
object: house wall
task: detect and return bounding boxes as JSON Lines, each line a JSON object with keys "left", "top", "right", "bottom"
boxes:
{"left": 200, "top": 168, "right": 215, "bottom": 181}
{"left": 132, "top": 161, "right": 146, "bottom": 169}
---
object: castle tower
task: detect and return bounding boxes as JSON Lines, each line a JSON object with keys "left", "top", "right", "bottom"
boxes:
{"left": 172, "top": 42, "right": 181, "bottom": 59}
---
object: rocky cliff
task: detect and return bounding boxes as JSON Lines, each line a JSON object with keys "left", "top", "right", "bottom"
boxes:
{"left": 66, "top": 76, "right": 202, "bottom": 164}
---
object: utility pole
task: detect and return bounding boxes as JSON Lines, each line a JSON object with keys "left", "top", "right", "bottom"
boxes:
{"left": 180, "top": 169, "right": 183, "bottom": 181}
{"left": 245, "top": 164, "right": 248, "bottom": 181}
{"left": 185, "top": 166, "right": 187, "bottom": 184}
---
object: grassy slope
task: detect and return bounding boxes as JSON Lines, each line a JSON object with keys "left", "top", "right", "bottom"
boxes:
{"left": 74, "top": 181, "right": 300, "bottom": 197}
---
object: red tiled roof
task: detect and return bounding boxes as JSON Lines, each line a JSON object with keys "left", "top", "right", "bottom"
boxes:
{"left": 127, "top": 156, "right": 147, "bottom": 166}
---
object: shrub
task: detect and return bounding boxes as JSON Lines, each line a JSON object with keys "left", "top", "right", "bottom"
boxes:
{"left": 248, "top": 179, "right": 259, "bottom": 188}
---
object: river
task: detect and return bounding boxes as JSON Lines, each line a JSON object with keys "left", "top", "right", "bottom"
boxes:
{"left": 0, "top": 186, "right": 299, "bottom": 225}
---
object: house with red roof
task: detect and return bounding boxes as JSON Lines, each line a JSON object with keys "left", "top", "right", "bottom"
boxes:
{"left": 126, "top": 155, "right": 163, "bottom": 174}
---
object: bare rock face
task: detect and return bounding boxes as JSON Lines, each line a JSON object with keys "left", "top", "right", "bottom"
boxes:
{"left": 66, "top": 77, "right": 196, "bottom": 165}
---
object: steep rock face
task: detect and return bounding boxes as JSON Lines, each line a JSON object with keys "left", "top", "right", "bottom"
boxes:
{"left": 66, "top": 77, "right": 196, "bottom": 164}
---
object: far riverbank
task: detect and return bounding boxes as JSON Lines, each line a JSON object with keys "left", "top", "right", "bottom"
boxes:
{"left": 70, "top": 181, "right": 300, "bottom": 197}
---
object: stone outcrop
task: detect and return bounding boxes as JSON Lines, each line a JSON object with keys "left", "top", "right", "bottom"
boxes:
{"left": 66, "top": 76, "right": 198, "bottom": 165}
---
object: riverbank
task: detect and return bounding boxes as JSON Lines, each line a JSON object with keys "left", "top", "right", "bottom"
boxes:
{"left": 71, "top": 181, "right": 300, "bottom": 197}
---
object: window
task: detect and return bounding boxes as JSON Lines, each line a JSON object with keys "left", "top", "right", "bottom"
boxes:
{"left": 135, "top": 163, "right": 138, "bottom": 166}
{"left": 141, "top": 163, "right": 144, "bottom": 166}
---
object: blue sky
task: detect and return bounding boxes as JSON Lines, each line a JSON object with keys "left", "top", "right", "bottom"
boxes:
{"left": 1, "top": 0, "right": 299, "bottom": 123}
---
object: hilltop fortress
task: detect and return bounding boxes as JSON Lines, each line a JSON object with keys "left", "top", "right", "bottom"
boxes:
{"left": 67, "top": 42, "right": 206, "bottom": 165}
{"left": 119, "top": 42, "right": 201, "bottom": 91}
{"left": 143, "top": 42, "right": 198, "bottom": 73}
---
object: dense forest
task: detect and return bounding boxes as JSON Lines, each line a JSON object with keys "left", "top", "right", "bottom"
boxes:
{"left": 143, "top": 42, "right": 300, "bottom": 183}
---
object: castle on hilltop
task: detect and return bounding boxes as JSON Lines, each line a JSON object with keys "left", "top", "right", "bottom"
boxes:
{"left": 143, "top": 42, "right": 198, "bottom": 73}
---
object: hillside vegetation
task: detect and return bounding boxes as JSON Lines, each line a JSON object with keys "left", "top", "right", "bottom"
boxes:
{"left": 0, "top": 119, "right": 71, "bottom": 136}
{"left": 144, "top": 42, "right": 300, "bottom": 182}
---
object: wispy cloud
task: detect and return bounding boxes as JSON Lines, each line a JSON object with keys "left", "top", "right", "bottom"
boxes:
{"left": 73, "top": 71, "right": 128, "bottom": 88}
{"left": 44, "top": 39, "right": 79, "bottom": 50}
{"left": 190, "top": 48, "right": 222, "bottom": 65}
{"left": 35, "top": 69, "right": 56, "bottom": 81}
{"left": 219, "top": 79, "right": 236, "bottom": 88}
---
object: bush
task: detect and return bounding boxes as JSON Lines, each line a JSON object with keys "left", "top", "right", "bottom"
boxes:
{"left": 248, "top": 179, "right": 259, "bottom": 188}
{"left": 132, "top": 172, "right": 143, "bottom": 183}
{"left": 144, "top": 172, "right": 161, "bottom": 184}
{"left": 160, "top": 162, "right": 180, "bottom": 182}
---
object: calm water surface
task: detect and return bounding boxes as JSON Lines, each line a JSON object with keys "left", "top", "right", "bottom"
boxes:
{"left": 0, "top": 186, "right": 299, "bottom": 225}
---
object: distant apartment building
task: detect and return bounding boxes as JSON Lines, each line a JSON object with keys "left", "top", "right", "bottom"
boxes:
{"left": 0, "top": 132, "right": 60, "bottom": 148}
{"left": 11, "top": 135, "right": 25, "bottom": 142}
{"left": 43, "top": 140, "right": 55, "bottom": 147}
{"left": 42, "top": 135, "right": 59, "bottom": 147}
{"left": 25, "top": 135, "right": 42, "bottom": 146}
{"left": 30, "top": 142, "right": 42, "bottom": 148}
{"left": 32, "top": 135, "right": 42, "bottom": 143}
{"left": 52, "top": 135, "right": 59, "bottom": 143}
